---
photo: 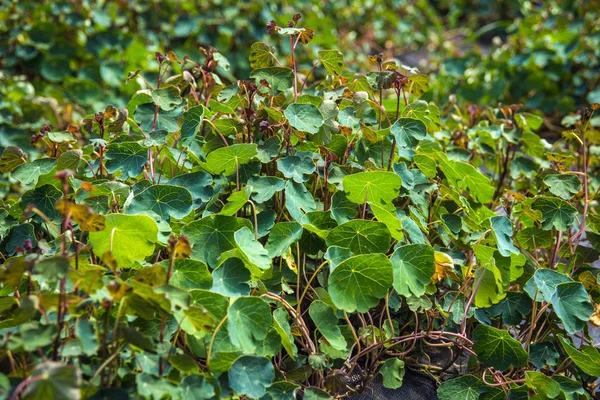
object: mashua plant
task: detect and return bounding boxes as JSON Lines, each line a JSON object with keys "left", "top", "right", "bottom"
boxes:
{"left": 0, "top": 14, "right": 599, "bottom": 400}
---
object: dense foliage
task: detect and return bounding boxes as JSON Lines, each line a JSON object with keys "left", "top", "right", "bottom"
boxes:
{"left": 1, "top": 2, "right": 600, "bottom": 400}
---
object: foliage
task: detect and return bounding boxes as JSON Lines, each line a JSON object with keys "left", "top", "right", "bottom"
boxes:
{"left": 1, "top": 4, "right": 600, "bottom": 400}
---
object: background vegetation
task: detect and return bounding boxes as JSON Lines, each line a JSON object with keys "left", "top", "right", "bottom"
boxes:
{"left": 0, "top": 0, "right": 599, "bottom": 399}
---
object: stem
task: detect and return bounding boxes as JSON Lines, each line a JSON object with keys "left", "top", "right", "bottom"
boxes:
{"left": 296, "top": 261, "right": 328, "bottom": 314}
{"left": 461, "top": 266, "right": 486, "bottom": 335}
{"left": 206, "top": 315, "right": 228, "bottom": 370}
{"left": 550, "top": 230, "right": 562, "bottom": 269}
{"left": 344, "top": 310, "right": 361, "bottom": 371}
{"left": 9, "top": 375, "right": 43, "bottom": 400}
{"left": 493, "top": 141, "right": 512, "bottom": 200}
{"left": 290, "top": 35, "right": 298, "bottom": 102}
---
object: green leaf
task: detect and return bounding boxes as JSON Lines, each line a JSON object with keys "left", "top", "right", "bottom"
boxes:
{"left": 390, "top": 118, "right": 427, "bottom": 148}
{"left": 105, "top": 141, "right": 148, "bottom": 179}
{"left": 343, "top": 171, "right": 402, "bottom": 206}
{"left": 33, "top": 256, "right": 69, "bottom": 281}
{"left": 75, "top": 320, "right": 99, "bottom": 357}
{"left": 285, "top": 180, "right": 316, "bottom": 222}
{"left": 407, "top": 74, "right": 430, "bottom": 97}
{"left": 152, "top": 85, "right": 182, "bottom": 111}
{"left": 525, "top": 371, "right": 561, "bottom": 399}
{"left": 189, "top": 289, "right": 228, "bottom": 321}
{"left": 5, "top": 224, "right": 36, "bottom": 256}
{"left": 529, "top": 342, "right": 560, "bottom": 369}
{"left": 413, "top": 154, "right": 437, "bottom": 178}
{"left": 20, "top": 184, "right": 62, "bottom": 221}
{"left": 532, "top": 196, "right": 578, "bottom": 231}
{"left": 284, "top": 103, "right": 324, "bottom": 134}
{"left": 277, "top": 155, "right": 316, "bottom": 183}
{"left": 41, "top": 57, "right": 71, "bottom": 82}
{"left": 473, "top": 256, "right": 506, "bottom": 308}
{"left": 168, "top": 171, "right": 213, "bottom": 207}
{"left": 524, "top": 268, "right": 572, "bottom": 302}
{"left": 180, "top": 375, "right": 215, "bottom": 400}
{"left": 136, "top": 373, "right": 180, "bottom": 399}
{"left": 318, "top": 50, "right": 344, "bottom": 76}
{"left": 301, "top": 211, "right": 337, "bottom": 239}
{"left": 309, "top": 300, "right": 347, "bottom": 351}
{"left": 22, "top": 362, "right": 80, "bottom": 400}
{"left": 551, "top": 282, "right": 594, "bottom": 334}
{"left": 266, "top": 381, "right": 300, "bottom": 400}
{"left": 205, "top": 144, "right": 258, "bottom": 176}
{"left": 515, "top": 112, "right": 544, "bottom": 131}
{"left": 379, "top": 358, "right": 405, "bottom": 389}
{"left": 487, "top": 292, "right": 531, "bottom": 326}
{"left": 266, "top": 222, "right": 303, "bottom": 258}
{"left": 180, "top": 105, "right": 205, "bottom": 144}
{"left": 129, "top": 184, "right": 193, "bottom": 220}
{"left": 515, "top": 227, "right": 552, "bottom": 251}
{"left": 228, "top": 356, "right": 275, "bottom": 399}
{"left": 88, "top": 214, "right": 158, "bottom": 268}
{"left": 438, "top": 375, "right": 482, "bottom": 400}
{"left": 234, "top": 226, "right": 271, "bottom": 277}
{"left": 248, "top": 176, "right": 286, "bottom": 203}
{"left": 472, "top": 325, "right": 528, "bottom": 371}
{"left": 12, "top": 158, "right": 56, "bottom": 185}
{"left": 370, "top": 203, "right": 404, "bottom": 241}
{"left": 330, "top": 191, "right": 357, "bottom": 224}
{"left": 249, "top": 42, "right": 277, "bottom": 68}
{"left": 303, "top": 388, "right": 332, "bottom": 400}
{"left": 143, "top": 130, "right": 169, "bottom": 147}
{"left": 57, "top": 149, "right": 83, "bottom": 170}
{"left": 391, "top": 244, "right": 435, "bottom": 297}
{"left": 168, "top": 259, "right": 212, "bottom": 290}
{"left": 558, "top": 335, "right": 600, "bottom": 377}
{"left": 227, "top": 296, "right": 272, "bottom": 351}
{"left": 250, "top": 67, "right": 294, "bottom": 91}
{"left": 436, "top": 153, "right": 494, "bottom": 203}
{"left": 366, "top": 71, "right": 396, "bottom": 90}
{"left": 134, "top": 103, "right": 183, "bottom": 132}
{"left": 219, "top": 186, "right": 252, "bottom": 216}
{"left": 169, "top": 353, "right": 200, "bottom": 375}
{"left": 0, "top": 146, "right": 27, "bottom": 173}
{"left": 490, "top": 216, "right": 520, "bottom": 257}
{"left": 329, "top": 254, "right": 393, "bottom": 313}
{"left": 272, "top": 308, "right": 298, "bottom": 360}
{"left": 543, "top": 174, "right": 581, "bottom": 199}
{"left": 211, "top": 258, "right": 251, "bottom": 297}
{"left": 326, "top": 220, "right": 390, "bottom": 255}
{"left": 181, "top": 215, "right": 252, "bottom": 267}
{"left": 553, "top": 376, "right": 586, "bottom": 399}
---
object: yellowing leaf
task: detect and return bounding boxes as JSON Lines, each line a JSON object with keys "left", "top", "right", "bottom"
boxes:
{"left": 298, "top": 28, "right": 314, "bottom": 44}
{"left": 432, "top": 251, "right": 459, "bottom": 283}
{"left": 55, "top": 200, "right": 106, "bottom": 232}
{"left": 172, "top": 235, "right": 192, "bottom": 259}
{"left": 590, "top": 304, "right": 600, "bottom": 327}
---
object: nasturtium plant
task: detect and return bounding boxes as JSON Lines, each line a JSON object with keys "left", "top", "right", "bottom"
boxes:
{"left": 1, "top": 9, "right": 600, "bottom": 400}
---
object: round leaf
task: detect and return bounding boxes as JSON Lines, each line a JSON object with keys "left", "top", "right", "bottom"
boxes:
{"left": 227, "top": 296, "right": 272, "bottom": 351}
{"left": 391, "top": 244, "right": 435, "bottom": 297}
{"left": 228, "top": 356, "right": 275, "bottom": 399}
{"left": 88, "top": 214, "right": 158, "bottom": 268}
{"left": 284, "top": 103, "right": 324, "bottom": 134}
{"left": 129, "top": 184, "right": 193, "bottom": 220}
{"left": 326, "top": 220, "right": 391, "bottom": 255}
{"left": 329, "top": 254, "right": 393, "bottom": 313}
